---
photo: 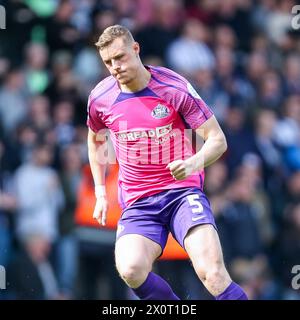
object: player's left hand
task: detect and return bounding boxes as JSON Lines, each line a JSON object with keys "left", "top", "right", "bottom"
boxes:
{"left": 166, "top": 159, "right": 194, "bottom": 180}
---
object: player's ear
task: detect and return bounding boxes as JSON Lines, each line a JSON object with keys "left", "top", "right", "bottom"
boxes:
{"left": 132, "top": 41, "right": 140, "bottom": 55}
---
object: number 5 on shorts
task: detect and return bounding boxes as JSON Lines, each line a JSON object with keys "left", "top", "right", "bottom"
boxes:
{"left": 187, "top": 194, "right": 203, "bottom": 213}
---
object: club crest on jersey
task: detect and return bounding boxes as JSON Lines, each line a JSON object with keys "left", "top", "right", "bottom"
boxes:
{"left": 151, "top": 104, "right": 170, "bottom": 119}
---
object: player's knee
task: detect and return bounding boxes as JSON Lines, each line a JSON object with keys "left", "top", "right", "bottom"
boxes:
{"left": 206, "top": 268, "right": 226, "bottom": 285}
{"left": 117, "top": 263, "right": 148, "bottom": 288}
{"left": 194, "top": 260, "right": 229, "bottom": 286}
{"left": 204, "top": 265, "right": 231, "bottom": 294}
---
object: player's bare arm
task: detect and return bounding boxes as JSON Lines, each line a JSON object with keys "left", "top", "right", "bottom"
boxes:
{"left": 87, "top": 128, "right": 108, "bottom": 226}
{"left": 167, "top": 115, "right": 227, "bottom": 180}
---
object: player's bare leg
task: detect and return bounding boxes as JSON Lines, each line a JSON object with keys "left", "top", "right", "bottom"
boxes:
{"left": 115, "top": 234, "right": 160, "bottom": 288}
{"left": 184, "top": 224, "right": 248, "bottom": 299}
{"left": 115, "top": 234, "right": 179, "bottom": 299}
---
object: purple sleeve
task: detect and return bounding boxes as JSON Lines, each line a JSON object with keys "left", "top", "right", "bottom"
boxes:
{"left": 178, "top": 84, "right": 213, "bottom": 129}
{"left": 86, "top": 95, "right": 107, "bottom": 133}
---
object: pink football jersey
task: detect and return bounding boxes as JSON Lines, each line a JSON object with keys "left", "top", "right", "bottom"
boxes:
{"left": 87, "top": 66, "right": 213, "bottom": 208}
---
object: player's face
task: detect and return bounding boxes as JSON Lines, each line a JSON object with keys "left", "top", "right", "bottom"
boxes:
{"left": 100, "top": 37, "right": 140, "bottom": 85}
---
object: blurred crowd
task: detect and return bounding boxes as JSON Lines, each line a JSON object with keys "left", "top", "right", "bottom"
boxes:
{"left": 0, "top": 0, "right": 300, "bottom": 300}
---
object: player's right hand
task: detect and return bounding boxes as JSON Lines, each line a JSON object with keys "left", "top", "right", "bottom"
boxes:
{"left": 93, "top": 195, "right": 108, "bottom": 226}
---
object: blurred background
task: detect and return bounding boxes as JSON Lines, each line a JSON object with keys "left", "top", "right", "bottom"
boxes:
{"left": 0, "top": 0, "right": 300, "bottom": 300}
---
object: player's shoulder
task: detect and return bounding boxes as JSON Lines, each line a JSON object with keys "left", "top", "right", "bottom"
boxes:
{"left": 149, "top": 65, "right": 204, "bottom": 101}
{"left": 89, "top": 75, "right": 117, "bottom": 101}
{"left": 149, "top": 65, "right": 188, "bottom": 87}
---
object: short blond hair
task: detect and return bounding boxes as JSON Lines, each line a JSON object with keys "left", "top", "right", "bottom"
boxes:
{"left": 95, "top": 25, "right": 134, "bottom": 50}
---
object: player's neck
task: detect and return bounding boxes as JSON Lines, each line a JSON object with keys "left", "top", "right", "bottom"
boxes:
{"left": 119, "top": 66, "right": 151, "bottom": 93}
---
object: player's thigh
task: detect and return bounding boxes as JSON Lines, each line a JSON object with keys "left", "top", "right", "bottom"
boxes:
{"left": 169, "top": 188, "right": 217, "bottom": 249}
{"left": 115, "top": 234, "right": 162, "bottom": 271}
{"left": 184, "top": 224, "right": 226, "bottom": 276}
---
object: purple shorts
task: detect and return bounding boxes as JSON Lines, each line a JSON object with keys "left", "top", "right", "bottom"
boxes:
{"left": 116, "top": 187, "right": 217, "bottom": 252}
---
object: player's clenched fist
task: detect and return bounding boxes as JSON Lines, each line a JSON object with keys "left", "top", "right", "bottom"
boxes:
{"left": 93, "top": 185, "right": 108, "bottom": 226}
{"left": 166, "top": 159, "right": 195, "bottom": 180}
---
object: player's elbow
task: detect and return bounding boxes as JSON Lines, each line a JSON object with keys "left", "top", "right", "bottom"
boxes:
{"left": 219, "top": 134, "right": 227, "bottom": 155}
